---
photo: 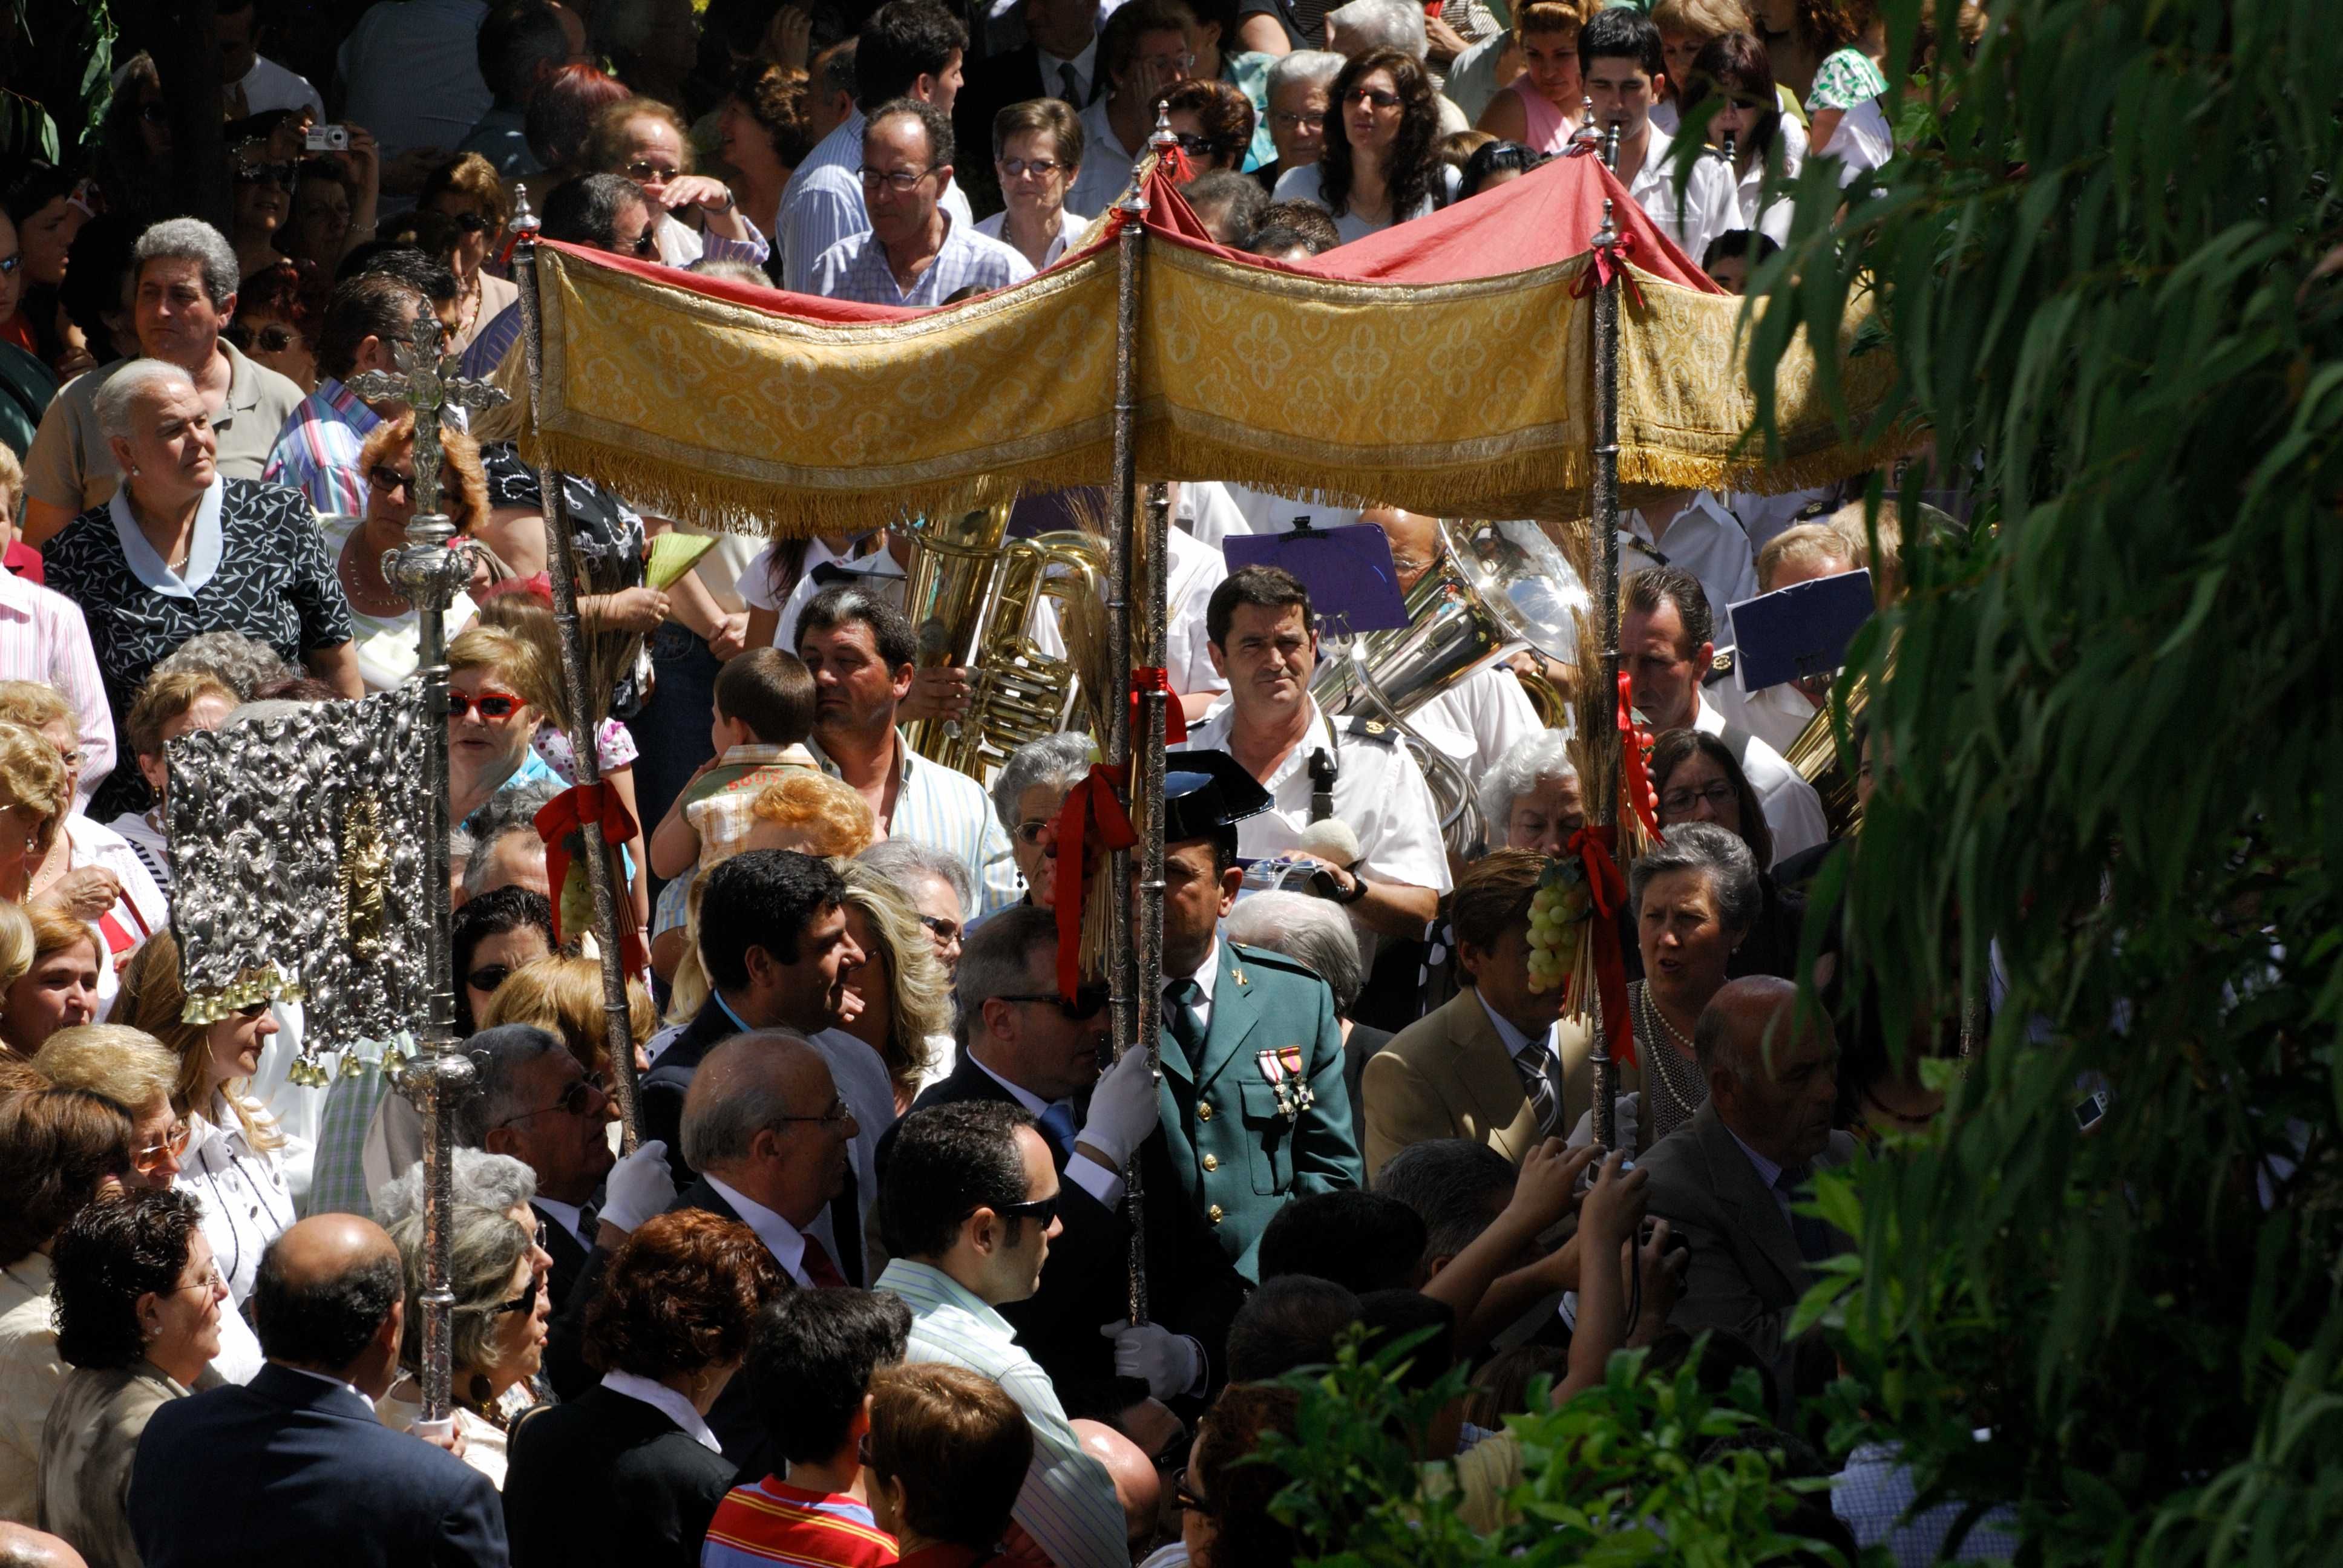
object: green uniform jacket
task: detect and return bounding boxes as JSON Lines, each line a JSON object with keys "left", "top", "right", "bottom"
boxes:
{"left": 1157, "top": 939, "right": 1365, "bottom": 1279}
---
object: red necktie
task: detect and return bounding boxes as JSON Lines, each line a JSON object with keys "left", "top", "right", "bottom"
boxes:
{"left": 800, "top": 1235, "right": 848, "bottom": 1289}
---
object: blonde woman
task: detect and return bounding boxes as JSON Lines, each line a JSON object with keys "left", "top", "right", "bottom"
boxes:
{"left": 0, "top": 710, "right": 163, "bottom": 999}
{"left": 113, "top": 930, "right": 298, "bottom": 1311}
{"left": 838, "top": 863, "right": 953, "bottom": 1112}
{"left": 0, "top": 904, "right": 100, "bottom": 1058}
{"left": 481, "top": 953, "right": 658, "bottom": 1078}
{"left": 0, "top": 901, "right": 30, "bottom": 1016}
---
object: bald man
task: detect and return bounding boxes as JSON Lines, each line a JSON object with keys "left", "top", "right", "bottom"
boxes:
{"left": 1633, "top": 976, "right": 1858, "bottom": 1419}
{"left": 1072, "top": 1418, "right": 1168, "bottom": 1555}
{"left": 0, "top": 1523, "right": 88, "bottom": 1568}
{"left": 127, "top": 1216, "right": 508, "bottom": 1568}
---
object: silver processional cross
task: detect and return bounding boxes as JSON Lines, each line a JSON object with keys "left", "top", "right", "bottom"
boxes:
{"left": 347, "top": 315, "right": 509, "bottom": 1425}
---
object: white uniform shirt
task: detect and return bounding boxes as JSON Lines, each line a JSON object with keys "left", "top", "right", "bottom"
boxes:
{"left": 1406, "top": 662, "right": 1545, "bottom": 782}
{"left": 1625, "top": 120, "right": 1740, "bottom": 266}
{"left": 1704, "top": 668, "right": 1821, "bottom": 757}
{"left": 1692, "top": 693, "right": 1829, "bottom": 865}
{"left": 1067, "top": 96, "right": 1141, "bottom": 223}
{"left": 1164, "top": 522, "right": 1229, "bottom": 698}
{"left": 1175, "top": 481, "right": 1260, "bottom": 549}
{"left": 1623, "top": 492, "right": 1758, "bottom": 633}
{"left": 1735, "top": 116, "right": 1809, "bottom": 246}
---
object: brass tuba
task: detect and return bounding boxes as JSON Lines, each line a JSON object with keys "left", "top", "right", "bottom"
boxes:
{"left": 1311, "top": 520, "right": 1587, "bottom": 851}
{"left": 1782, "top": 667, "right": 1869, "bottom": 839}
{"left": 900, "top": 503, "right": 1109, "bottom": 782}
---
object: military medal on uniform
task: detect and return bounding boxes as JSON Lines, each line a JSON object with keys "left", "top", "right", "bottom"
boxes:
{"left": 1256, "top": 1045, "right": 1314, "bottom": 1122}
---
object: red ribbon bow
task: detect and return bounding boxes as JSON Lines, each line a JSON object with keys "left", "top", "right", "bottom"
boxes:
{"left": 1570, "top": 229, "right": 1645, "bottom": 310}
{"left": 534, "top": 782, "right": 649, "bottom": 975}
{"left": 1567, "top": 823, "right": 1636, "bottom": 1070}
{"left": 1050, "top": 765, "right": 1137, "bottom": 999}
{"left": 1130, "top": 667, "right": 1189, "bottom": 745}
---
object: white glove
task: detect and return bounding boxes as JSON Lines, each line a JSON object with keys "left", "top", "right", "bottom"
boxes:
{"left": 1564, "top": 1091, "right": 1640, "bottom": 1167}
{"left": 1100, "top": 1319, "right": 1204, "bottom": 1400}
{"left": 1076, "top": 1047, "right": 1161, "bottom": 1168}
{"left": 598, "top": 1139, "right": 677, "bottom": 1235}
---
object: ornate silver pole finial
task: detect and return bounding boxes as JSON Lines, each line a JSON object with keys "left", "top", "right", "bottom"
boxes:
{"left": 1121, "top": 104, "right": 1179, "bottom": 215}
{"left": 1569, "top": 95, "right": 1602, "bottom": 155}
{"left": 343, "top": 316, "right": 508, "bottom": 1426}
{"left": 511, "top": 182, "right": 539, "bottom": 239}
{"left": 1601, "top": 117, "right": 1622, "bottom": 173}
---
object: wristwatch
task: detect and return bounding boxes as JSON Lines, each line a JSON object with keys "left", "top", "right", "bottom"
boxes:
{"left": 704, "top": 186, "right": 735, "bottom": 214}
{"left": 1310, "top": 865, "right": 1371, "bottom": 905}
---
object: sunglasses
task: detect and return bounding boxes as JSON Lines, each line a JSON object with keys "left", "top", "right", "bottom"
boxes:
{"left": 446, "top": 210, "right": 491, "bottom": 234}
{"left": 918, "top": 913, "right": 963, "bottom": 946}
{"left": 133, "top": 1120, "right": 192, "bottom": 1172}
{"left": 252, "top": 322, "right": 300, "bottom": 354}
{"left": 234, "top": 999, "right": 271, "bottom": 1018}
{"left": 608, "top": 229, "right": 658, "bottom": 259}
{"left": 465, "top": 963, "right": 514, "bottom": 993}
{"left": 624, "top": 159, "right": 681, "bottom": 183}
{"left": 999, "top": 986, "right": 1109, "bottom": 1021}
{"left": 366, "top": 464, "right": 414, "bottom": 495}
{"left": 0, "top": 254, "right": 21, "bottom": 276}
{"left": 1173, "top": 132, "right": 1221, "bottom": 157}
{"left": 1345, "top": 87, "right": 1403, "bottom": 109}
{"left": 499, "top": 1073, "right": 608, "bottom": 1125}
{"left": 447, "top": 687, "right": 526, "bottom": 720}
{"left": 491, "top": 1272, "right": 542, "bottom": 1317}
{"left": 983, "top": 1191, "right": 1061, "bottom": 1227}
{"left": 234, "top": 160, "right": 298, "bottom": 188}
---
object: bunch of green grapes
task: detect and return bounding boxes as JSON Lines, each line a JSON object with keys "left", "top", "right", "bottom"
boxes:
{"left": 1524, "top": 860, "right": 1592, "bottom": 996}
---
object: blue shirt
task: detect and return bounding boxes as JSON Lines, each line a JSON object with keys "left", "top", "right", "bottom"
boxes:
{"left": 805, "top": 214, "right": 1034, "bottom": 308}
{"left": 778, "top": 108, "right": 980, "bottom": 293}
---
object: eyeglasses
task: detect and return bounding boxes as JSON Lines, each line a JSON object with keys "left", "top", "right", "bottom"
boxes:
{"left": 499, "top": 1074, "right": 608, "bottom": 1125}
{"left": 1174, "top": 1468, "right": 1214, "bottom": 1515}
{"left": 999, "top": 985, "right": 1109, "bottom": 1021}
{"left": 366, "top": 464, "right": 414, "bottom": 495}
{"left": 1139, "top": 50, "right": 1196, "bottom": 73}
{"left": 1012, "top": 817, "right": 1057, "bottom": 847}
{"left": 1172, "top": 132, "right": 1220, "bottom": 157}
{"left": 1658, "top": 780, "right": 1737, "bottom": 815}
{"left": 465, "top": 963, "right": 514, "bottom": 993}
{"left": 1269, "top": 109, "right": 1326, "bottom": 130}
{"left": 491, "top": 1272, "right": 542, "bottom": 1317}
{"left": 919, "top": 913, "right": 963, "bottom": 946}
{"left": 133, "top": 1120, "right": 192, "bottom": 1172}
{"left": 624, "top": 159, "right": 681, "bottom": 182}
{"left": 998, "top": 156, "right": 1062, "bottom": 180}
{"left": 1345, "top": 87, "right": 1403, "bottom": 109}
{"left": 233, "top": 999, "right": 271, "bottom": 1018}
{"left": 447, "top": 687, "right": 526, "bottom": 720}
{"left": 773, "top": 1095, "right": 854, "bottom": 1129}
{"left": 447, "top": 210, "right": 491, "bottom": 234}
{"left": 859, "top": 165, "right": 934, "bottom": 192}
{"left": 0, "top": 254, "right": 21, "bottom": 276}
{"left": 234, "top": 160, "right": 298, "bottom": 188}
{"left": 252, "top": 322, "right": 299, "bottom": 354}
{"left": 171, "top": 1262, "right": 228, "bottom": 1296}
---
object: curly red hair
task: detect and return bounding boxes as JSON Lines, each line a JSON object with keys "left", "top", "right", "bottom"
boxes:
{"left": 582, "top": 1210, "right": 788, "bottom": 1379}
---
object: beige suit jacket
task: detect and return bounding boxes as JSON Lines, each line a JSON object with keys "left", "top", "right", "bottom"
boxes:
{"left": 1362, "top": 989, "right": 1621, "bottom": 1178}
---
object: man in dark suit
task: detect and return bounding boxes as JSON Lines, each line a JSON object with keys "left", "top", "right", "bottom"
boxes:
{"left": 640, "top": 851, "right": 865, "bottom": 1185}
{"left": 1637, "top": 975, "right": 1859, "bottom": 1417}
{"left": 127, "top": 1215, "right": 507, "bottom": 1568}
{"left": 458, "top": 1024, "right": 616, "bottom": 1312}
{"left": 894, "top": 904, "right": 1250, "bottom": 1423}
{"left": 952, "top": 0, "right": 1104, "bottom": 209}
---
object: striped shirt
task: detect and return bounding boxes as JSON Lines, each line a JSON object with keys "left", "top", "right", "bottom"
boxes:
{"left": 702, "top": 1478, "right": 897, "bottom": 1568}
{"left": 778, "top": 108, "right": 977, "bottom": 293}
{"left": 874, "top": 1259, "right": 1127, "bottom": 1568}
{"left": 0, "top": 564, "right": 117, "bottom": 808}
{"left": 805, "top": 216, "right": 1033, "bottom": 309}
{"left": 261, "top": 376, "right": 381, "bottom": 519}
{"left": 806, "top": 730, "right": 1016, "bottom": 917}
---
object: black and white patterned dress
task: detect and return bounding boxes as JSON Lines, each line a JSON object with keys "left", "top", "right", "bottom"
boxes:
{"left": 45, "top": 477, "right": 356, "bottom": 748}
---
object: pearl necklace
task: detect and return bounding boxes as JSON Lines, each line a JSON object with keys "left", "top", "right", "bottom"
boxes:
{"left": 1636, "top": 982, "right": 1705, "bottom": 1114}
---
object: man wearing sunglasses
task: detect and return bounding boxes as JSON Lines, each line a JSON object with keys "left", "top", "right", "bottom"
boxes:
{"left": 875, "top": 1101, "right": 1129, "bottom": 1568}
{"left": 894, "top": 906, "right": 1248, "bottom": 1425}
{"left": 261, "top": 272, "right": 427, "bottom": 518}
{"left": 462, "top": 1024, "right": 615, "bottom": 1310}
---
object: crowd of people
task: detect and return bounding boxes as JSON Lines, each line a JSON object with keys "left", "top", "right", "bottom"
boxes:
{"left": 0, "top": 0, "right": 2011, "bottom": 1564}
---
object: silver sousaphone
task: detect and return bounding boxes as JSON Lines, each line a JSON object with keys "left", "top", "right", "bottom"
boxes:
{"left": 1312, "top": 519, "right": 1588, "bottom": 852}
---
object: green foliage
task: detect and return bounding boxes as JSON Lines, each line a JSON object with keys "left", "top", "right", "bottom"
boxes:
{"left": 1256, "top": 1330, "right": 1850, "bottom": 1565}
{"left": 1742, "top": 0, "right": 2343, "bottom": 1560}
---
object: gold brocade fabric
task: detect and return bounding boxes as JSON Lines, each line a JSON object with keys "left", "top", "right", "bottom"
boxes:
{"left": 514, "top": 241, "right": 1896, "bottom": 538}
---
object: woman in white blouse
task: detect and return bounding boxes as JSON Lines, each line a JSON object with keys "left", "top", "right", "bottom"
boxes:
{"left": 1271, "top": 47, "right": 1459, "bottom": 245}
{"left": 1680, "top": 32, "right": 1809, "bottom": 247}
{"left": 978, "top": 99, "right": 1093, "bottom": 272}
{"left": 115, "top": 930, "right": 298, "bottom": 1333}
{"left": 316, "top": 414, "right": 487, "bottom": 693}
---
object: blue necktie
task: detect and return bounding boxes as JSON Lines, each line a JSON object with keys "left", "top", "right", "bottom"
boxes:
{"left": 1037, "top": 1101, "right": 1079, "bottom": 1165}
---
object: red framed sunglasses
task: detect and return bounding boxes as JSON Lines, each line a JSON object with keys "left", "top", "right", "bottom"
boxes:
{"left": 447, "top": 687, "right": 526, "bottom": 719}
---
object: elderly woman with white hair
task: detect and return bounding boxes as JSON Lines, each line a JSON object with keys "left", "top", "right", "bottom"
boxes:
{"left": 1224, "top": 889, "right": 1385, "bottom": 1112}
{"left": 988, "top": 733, "right": 1098, "bottom": 913}
{"left": 19, "top": 218, "right": 306, "bottom": 549}
{"left": 1259, "top": 50, "right": 1346, "bottom": 192}
{"left": 42, "top": 358, "right": 361, "bottom": 791}
{"left": 855, "top": 838, "right": 974, "bottom": 977}
{"left": 379, "top": 1198, "right": 554, "bottom": 1486}
{"left": 1478, "top": 730, "right": 1584, "bottom": 856}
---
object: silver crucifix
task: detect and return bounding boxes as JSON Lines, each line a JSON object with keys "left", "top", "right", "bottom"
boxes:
{"left": 347, "top": 314, "right": 509, "bottom": 1426}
